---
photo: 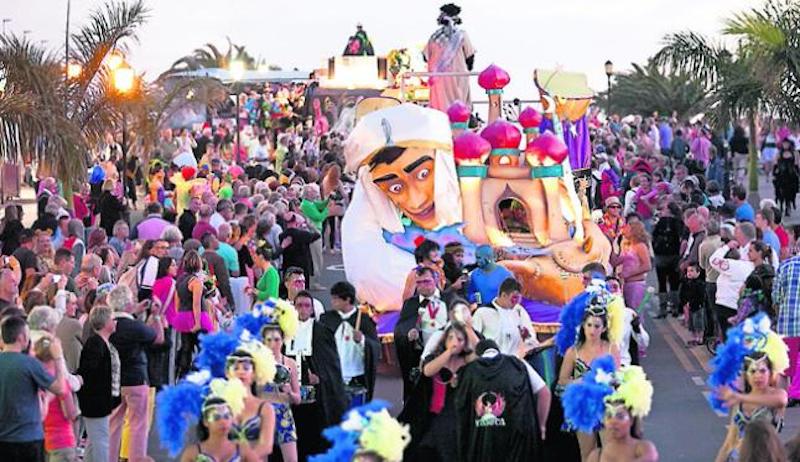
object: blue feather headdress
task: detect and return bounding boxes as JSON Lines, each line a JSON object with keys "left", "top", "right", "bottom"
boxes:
{"left": 233, "top": 300, "right": 277, "bottom": 340}
{"left": 556, "top": 278, "right": 610, "bottom": 355}
{"left": 707, "top": 313, "right": 789, "bottom": 413}
{"left": 561, "top": 355, "right": 617, "bottom": 432}
{"left": 310, "top": 400, "right": 410, "bottom": 462}
{"left": 194, "top": 330, "right": 241, "bottom": 378}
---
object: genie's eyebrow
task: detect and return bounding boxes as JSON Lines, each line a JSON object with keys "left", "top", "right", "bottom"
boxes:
{"left": 373, "top": 173, "right": 399, "bottom": 183}
{"left": 403, "top": 155, "right": 434, "bottom": 173}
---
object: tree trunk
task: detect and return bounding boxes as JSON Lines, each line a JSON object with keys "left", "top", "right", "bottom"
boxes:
{"left": 747, "top": 109, "right": 760, "bottom": 208}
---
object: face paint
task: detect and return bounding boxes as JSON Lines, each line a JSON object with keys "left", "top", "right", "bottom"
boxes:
{"left": 203, "top": 404, "right": 232, "bottom": 423}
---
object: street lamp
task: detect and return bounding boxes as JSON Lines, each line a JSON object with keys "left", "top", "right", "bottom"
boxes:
{"left": 66, "top": 61, "right": 82, "bottom": 79}
{"left": 604, "top": 60, "right": 614, "bottom": 118}
{"left": 2, "top": 19, "right": 11, "bottom": 35}
{"left": 229, "top": 60, "right": 245, "bottom": 164}
{"left": 106, "top": 50, "right": 124, "bottom": 70}
{"left": 113, "top": 62, "right": 135, "bottom": 201}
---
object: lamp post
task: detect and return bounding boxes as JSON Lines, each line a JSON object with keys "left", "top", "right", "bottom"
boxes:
{"left": 113, "top": 62, "right": 134, "bottom": 201}
{"left": 604, "top": 60, "right": 614, "bottom": 118}
{"left": 229, "top": 60, "right": 245, "bottom": 165}
{"left": 2, "top": 18, "right": 11, "bottom": 35}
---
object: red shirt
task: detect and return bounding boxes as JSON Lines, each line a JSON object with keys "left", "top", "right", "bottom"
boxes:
{"left": 776, "top": 225, "right": 790, "bottom": 249}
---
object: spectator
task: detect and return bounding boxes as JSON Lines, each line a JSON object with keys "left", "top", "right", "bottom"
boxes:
{"left": 77, "top": 305, "right": 121, "bottom": 462}
{"left": 774, "top": 251, "right": 800, "bottom": 405}
{"left": 55, "top": 289, "right": 83, "bottom": 373}
{"left": 191, "top": 204, "right": 217, "bottom": 241}
{"left": 160, "top": 225, "right": 184, "bottom": 262}
{"left": 756, "top": 207, "right": 782, "bottom": 257}
{"left": 733, "top": 185, "right": 755, "bottom": 223}
{"left": 178, "top": 197, "right": 200, "bottom": 244}
{"left": 97, "top": 180, "right": 127, "bottom": 238}
{"left": 0, "top": 315, "right": 66, "bottom": 462}
{"left": 279, "top": 212, "right": 321, "bottom": 284}
{"left": 216, "top": 223, "right": 241, "bottom": 277}
{"left": 653, "top": 201, "right": 683, "bottom": 318}
{"left": 133, "top": 202, "right": 170, "bottom": 241}
{"left": 64, "top": 219, "right": 86, "bottom": 279}
{"left": 12, "top": 228, "right": 38, "bottom": 294}
{"left": 210, "top": 199, "right": 234, "bottom": 231}
{"left": 199, "top": 232, "right": 235, "bottom": 305}
{"left": 108, "top": 220, "right": 131, "bottom": 257}
{"left": 300, "top": 184, "right": 329, "bottom": 289}
{"left": 107, "top": 285, "right": 163, "bottom": 462}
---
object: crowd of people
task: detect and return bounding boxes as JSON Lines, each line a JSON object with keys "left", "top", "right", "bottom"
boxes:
{"left": 2, "top": 78, "right": 800, "bottom": 462}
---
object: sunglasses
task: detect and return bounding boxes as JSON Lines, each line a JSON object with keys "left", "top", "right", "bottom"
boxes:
{"left": 607, "top": 204, "right": 622, "bottom": 209}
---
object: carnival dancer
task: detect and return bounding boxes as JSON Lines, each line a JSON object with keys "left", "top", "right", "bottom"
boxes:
{"left": 472, "top": 277, "right": 539, "bottom": 356}
{"left": 395, "top": 266, "right": 452, "bottom": 401}
{"left": 319, "top": 282, "right": 381, "bottom": 402}
{"left": 342, "top": 102, "right": 463, "bottom": 313}
{"left": 424, "top": 3, "right": 476, "bottom": 112}
{"left": 310, "top": 401, "right": 411, "bottom": 462}
{"left": 556, "top": 278, "right": 624, "bottom": 461}
{"left": 226, "top": 345, "right": 277, "bottom": 460}
{"left": 156, "top": 373, "right": 258, "bottom": 461}
{"left": 260, "top": 322, "right": 301, "bottom": 462}
{"left": 707, "top": 313, "right": 789, "bottom": 462}
{"left": 562, "top": 355, "right": 658, "bottom": 462}
{"left": 286, "top": 291, "right": 349, "bottom": 460}
{"left": 455, "top": 339, "right": 551, "bottom": 462}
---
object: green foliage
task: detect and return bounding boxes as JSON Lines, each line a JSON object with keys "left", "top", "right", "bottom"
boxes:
{"left": 164, "top": 37, "right": 259, "bottom": 77}
{"left": 599, "top": 61, "right": 709, "bottom": 119}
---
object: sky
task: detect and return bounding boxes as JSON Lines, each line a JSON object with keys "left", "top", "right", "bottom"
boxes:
{"left": 5, "top": 0, "right": 759, "bottom": 100}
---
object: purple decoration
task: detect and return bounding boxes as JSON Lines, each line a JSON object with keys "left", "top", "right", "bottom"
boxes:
{"left": 538, "top": 115, "right": 591, "bottom": 170}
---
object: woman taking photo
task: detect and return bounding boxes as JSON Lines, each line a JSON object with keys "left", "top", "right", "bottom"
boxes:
{"left": 400, "top": 323, "right": 474, "bottom": 461}
{"left": 174, "top": 250, "right": 215, "bottom": 378}
{"left": 261, "top": 324, "right": 301, "bottom": 462}
{"left": 559, "top": 305, "right": 621, "bottom": 460}
{"left": 611, "top": 221, "right": 652, "bottom": 313}
{"left": 77, "top": 306, "right": 121, "bottom": 462}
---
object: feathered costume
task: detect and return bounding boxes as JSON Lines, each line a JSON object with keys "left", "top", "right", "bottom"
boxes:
{"left": 707, "top": 313, "right": 789, "bottom": 413}
{"left": 310, "top": 400, "right": 410, "bottom": 462}
{"left": 556, "top": 277, "right": 624, "bottom": 355}
{"left": 562, "top": 355, "right": 654, "bottom": 433}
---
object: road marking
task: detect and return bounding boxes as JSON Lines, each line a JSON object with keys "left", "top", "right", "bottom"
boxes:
{"left": 665, "top": 317, "right": 713, "bottom": 373}
{"left": 692, "top": 376, "right": 705, "bottom": 387}
{"left": 702, "top": 391, "right": 729, "bottom": 418}
{"left": 326, "top": 264, "right": 345, "bottom": 272}
{"left": 654, "top": 320, "right": 696, "bottom": 373}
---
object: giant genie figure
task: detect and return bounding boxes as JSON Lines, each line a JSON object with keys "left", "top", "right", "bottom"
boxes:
{"left": 342, "top": 85, "right": 611, "bottom": 314}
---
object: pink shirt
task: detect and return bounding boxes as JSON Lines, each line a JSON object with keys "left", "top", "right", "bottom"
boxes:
{"left": 43, "top": 378, "right": 75, "bottom": 451}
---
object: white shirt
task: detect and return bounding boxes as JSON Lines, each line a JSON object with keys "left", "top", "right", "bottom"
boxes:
{"left": 209, "top": 212, "right": 226, "bottom": 231}
{"left": 286, "top": 318, "right": 314, "bottom": 357}
{"left": 334, "top": 308, "right": 365, "bottom": 382}
{"left": 710, "top": 244, "right": 754, "bottom": 309}
{"left": 312, "top": 298, "right": 325, "bottom": 320}
{"left": 417, "top": 291, "right": 449, "bottom": 345}
{"left": 619, "top": 308, "right": 650, "bottom": 367}
{"left": 472, "top": 300, "right": 539, "bottom": 356}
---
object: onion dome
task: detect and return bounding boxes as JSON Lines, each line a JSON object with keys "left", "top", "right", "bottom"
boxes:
{"left": 447, "top": 101, "right": 471, "bottom": 129}
{"left": 527, "top": 131, "right": 569, "bottom": 164}
{"left": 453, "top": 131, "right": 491, "bottom": 164}
{"left": 480, "top": 119, "right": 521, "bottom": 154}
{"left": 518, "top": 106, "right": 543, "bottom": 134}
{"left": 478, "top": 64, "right": 511, "bottom": 93}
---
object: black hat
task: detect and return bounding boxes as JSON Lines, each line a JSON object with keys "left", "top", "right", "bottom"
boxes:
{"left": 475, "top": 339, "right": 500, "bottom": 356}
{"left": 440, "top": 3, "right": 461, "bottom": 17}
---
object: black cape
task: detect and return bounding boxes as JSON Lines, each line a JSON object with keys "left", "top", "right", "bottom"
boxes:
{"left": 455, "top": 353, "right": 538, "bottom": 462}
{"left": 318, "top": 310, "right": 380, "bottom": 400}
{"left": 291, "top": 321, "right": 349, "bottom": 461}
{"left": 394, "top": 292, "right": 455, "bottom": 400}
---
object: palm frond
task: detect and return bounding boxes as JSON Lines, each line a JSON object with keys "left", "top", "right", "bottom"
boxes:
{"left": 653, "top": 31, "right": 726, "bottom": 85}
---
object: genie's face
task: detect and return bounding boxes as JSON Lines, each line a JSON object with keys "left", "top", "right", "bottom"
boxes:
{"left": 370, "top": 147, "right": 437, "bottom": 230}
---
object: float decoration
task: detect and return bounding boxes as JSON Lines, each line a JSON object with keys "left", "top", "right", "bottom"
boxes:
{"left": 518, "top": 106, "right": 543, "bottom": 136}
{"left": 478, "top": 64, "right": 510, "bottom": 123}
{"left": 447, "top": 100, "right": 471, "bottom": 134}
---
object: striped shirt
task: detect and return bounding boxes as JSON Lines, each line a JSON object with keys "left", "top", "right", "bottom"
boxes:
{"left": 773, "top": 256, "right": 800, "bottom": 337}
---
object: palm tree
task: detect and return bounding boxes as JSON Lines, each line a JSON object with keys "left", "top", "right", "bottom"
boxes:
{"left": 654, "top": 0, "right": 800, "bottom": 202}
{"left": 163, "top": 38, "right": 258, "bottom": 78}
{"left": 599, "top": 60, "right": 710, "bottom": 120}
{"left": 0, "top": 0, "right": 150, "bottom": 202}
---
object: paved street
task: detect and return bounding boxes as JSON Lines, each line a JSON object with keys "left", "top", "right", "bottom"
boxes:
{"left": 10, "top": 171, "right": 799, "bottom": 460}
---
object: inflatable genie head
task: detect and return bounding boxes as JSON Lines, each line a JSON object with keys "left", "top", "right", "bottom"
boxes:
{"left": 342, "top": 103, "right": 464, "bottom": 312}
{"left": 344, "top": 103, "right": 462, "bottom": 232}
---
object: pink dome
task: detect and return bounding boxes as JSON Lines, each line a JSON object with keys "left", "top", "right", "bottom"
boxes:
{"left": 453, "top": 131, "right": 491, "bottom": 163}
{"left": 528, "top": 132, "right": 568, "bottom": 163}
{"left": 478, "top": 64, "right": 511, "bottom": 91}
{"left": 480, "top": 119, "right": 521, "bottom": 150}
{"left": 518, "top": 107, "right": 543, "bottom": 129}
{"left": 447, "top": 101, "right": 471, "bottom": 124}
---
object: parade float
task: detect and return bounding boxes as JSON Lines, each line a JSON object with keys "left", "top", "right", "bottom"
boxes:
{"left": 340, "top": 63, "right": 611, "bottom": 346}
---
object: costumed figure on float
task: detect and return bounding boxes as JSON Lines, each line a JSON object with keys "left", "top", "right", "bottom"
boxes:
{"left": 424, "top": 3, "right": 476, "bottom": 112}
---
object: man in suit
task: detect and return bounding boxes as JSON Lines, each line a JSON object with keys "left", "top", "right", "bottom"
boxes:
{"left": 394, "top": 266, "right": 451, "bottom": 401}
{"left": 319, "top": 281, "right": 380, "bottom": 401}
